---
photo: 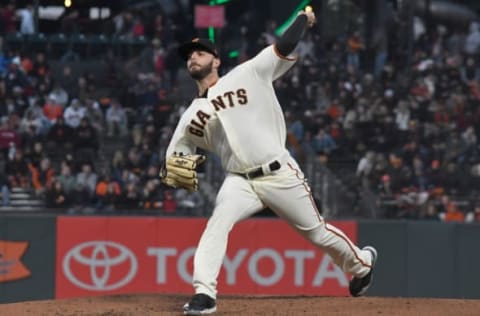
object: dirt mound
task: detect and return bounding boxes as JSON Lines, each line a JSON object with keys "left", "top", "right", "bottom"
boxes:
{"left": 1, "top": 295, "right": 479, "bottom": 315}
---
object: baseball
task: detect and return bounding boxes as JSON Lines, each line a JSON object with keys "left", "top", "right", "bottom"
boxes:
{"left": 305, "top": 5, "right": 313, "bottom": 13}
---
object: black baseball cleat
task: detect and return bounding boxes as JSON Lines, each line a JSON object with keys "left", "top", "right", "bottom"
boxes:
{"left": 349, "top": 246, "right": 378, "bottom": 297}
{"left": 183, "top": 293, "right": 217, "bottom": 315}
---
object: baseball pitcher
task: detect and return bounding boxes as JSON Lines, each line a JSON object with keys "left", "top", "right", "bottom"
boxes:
{"left": 161, "top": 8, "right": 377, "bottom": 315}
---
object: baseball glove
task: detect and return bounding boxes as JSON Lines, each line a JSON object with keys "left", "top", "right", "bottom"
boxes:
{"left": 160, "top": 153, "right": 206, "bottom": 192}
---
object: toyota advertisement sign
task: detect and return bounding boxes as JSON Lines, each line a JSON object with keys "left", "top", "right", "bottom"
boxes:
{"left": 56, "top": 217, "right": 357, "bottom": 299}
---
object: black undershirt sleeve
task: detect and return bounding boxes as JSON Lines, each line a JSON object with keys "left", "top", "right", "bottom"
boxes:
{"left": 275, "top": 14, "right": 308, "bottom": 57}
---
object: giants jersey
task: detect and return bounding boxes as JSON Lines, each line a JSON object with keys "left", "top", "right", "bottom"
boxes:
{"left": 166, "top": 45, "right": 296, "bottom": 173}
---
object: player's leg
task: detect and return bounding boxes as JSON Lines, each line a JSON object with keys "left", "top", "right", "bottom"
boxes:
{"left": 254, "top": 159, "right": 374, "bottom": 279}
{"left": 192, "top": 173, "right": 263, "bottom": 299}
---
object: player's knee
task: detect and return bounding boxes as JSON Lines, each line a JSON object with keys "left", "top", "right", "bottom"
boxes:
{"left": 297, "top": 224, "right": 326, "bottom": 245}
{"left": 205, "top": 215, "right": 234, "bottom": 235}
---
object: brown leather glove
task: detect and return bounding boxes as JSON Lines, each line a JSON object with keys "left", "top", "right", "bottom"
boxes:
{"left": 160, "top": 153, "right": 206, "bottom": 192}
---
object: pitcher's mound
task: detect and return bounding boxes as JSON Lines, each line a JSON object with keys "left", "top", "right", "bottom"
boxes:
{"left": 1, "top": 295, "right": 479, "bottom": 315}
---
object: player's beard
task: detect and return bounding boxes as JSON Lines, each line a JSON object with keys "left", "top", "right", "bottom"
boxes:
{"left": 189, "top": 60, "right": 214, "bottom": 80}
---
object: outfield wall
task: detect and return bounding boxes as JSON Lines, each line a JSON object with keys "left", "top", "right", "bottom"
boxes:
{"left": 0, "top": 215, "right": 479, "bottom": 303}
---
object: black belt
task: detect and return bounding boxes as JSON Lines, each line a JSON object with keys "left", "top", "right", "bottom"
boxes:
{"left": 237, "top": 160, "right": 281, "bottom": 180}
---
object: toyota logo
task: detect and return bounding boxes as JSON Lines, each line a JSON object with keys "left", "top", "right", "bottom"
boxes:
{"left": 63, "top": 241, "right": 138, "bottom": 291}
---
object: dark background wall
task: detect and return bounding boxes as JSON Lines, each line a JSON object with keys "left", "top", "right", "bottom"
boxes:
{"left": 359, "top": 221, "right": 480, "bottom": 299}
{"left": 0, "top": 215, "right": 56, "bottom": 303}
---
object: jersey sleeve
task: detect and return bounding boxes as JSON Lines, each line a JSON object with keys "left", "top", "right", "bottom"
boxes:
{"left": 246, "top": 45, "right": 297, "bottom": 82}
{"left": 165, "top": 111, "right": 197, "bottom": 158}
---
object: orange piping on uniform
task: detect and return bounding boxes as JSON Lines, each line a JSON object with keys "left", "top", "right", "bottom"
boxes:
{"left": 324, "top": 224, "right": 372, "bottom": 268}
{"left": 287, "top": 163, "right": 371, "bottom": 269}
{"left": 287, "top": 163, "right": 322, "bottom": 224}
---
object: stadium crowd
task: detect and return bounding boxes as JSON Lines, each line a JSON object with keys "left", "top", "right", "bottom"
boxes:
{"left": 0, "top": 2, "right": 479, "bottom": 222}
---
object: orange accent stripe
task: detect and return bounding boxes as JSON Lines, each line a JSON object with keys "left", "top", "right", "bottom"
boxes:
{"left": 287, "top": 163, "right": 371, "bottom": 269}
{"left": 273, "top": 44, "right": 297, "bottom": 61}
{"left": 287, "top": 163, "right": 322, "bottom": 224}
{"left": 324, "top": 224, "right": 372, "bottom": 269}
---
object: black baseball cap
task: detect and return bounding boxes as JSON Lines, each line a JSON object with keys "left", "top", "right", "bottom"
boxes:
{"left": 178, "top": 38, "right": 219, "bottom": 61}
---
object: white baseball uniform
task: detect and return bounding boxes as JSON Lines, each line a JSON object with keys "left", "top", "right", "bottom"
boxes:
{"left": 166, "top": 45, "right": 373, "bottom": 299}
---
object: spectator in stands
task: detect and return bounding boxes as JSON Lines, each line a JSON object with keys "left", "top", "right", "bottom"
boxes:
{"left": 119, "top": 168, "right": 139, "bottom": 189}
{"left": 106, "top": 98, "right": 128, "bottom": 137}
{"left": 5, "top": 148, "right": 29, "bottom": 189}
{"left": 45, "top": 179, "right": 69, "bottom": 210}
{"left": 346, "top": 31, "right": 364, "bottom": 73}
{"left": 140, "top": 164, "right": 160, "bottom": 186}
{"left": 141, "top": 179, "right": 161, "bottom": 210}
{"left": 285, "top": 110, "right": 304, "bottom": 162}
{"left": 466, "top": 203, "right": 480, "bottom": 223}
{"left": 43, "top": 94, "right": 63, "bottom": 124}
{"left": 20, "top": 121, "right": 41, "bottom": 153}
{"left": 138, "top": 143, "right": 158, "bottom": 169}
{"left": 49, "top": 82, "right": 69, "bottom": 107}
{"left": 162, "top": 190, "right": 177, "bottom": 214}
{"left": 29, "top": 157, "right": 55, "bottom": 196}
{"left": 73, "top": 117, "right": 98, "bottom": 162}
{"left": 22, "top": 55, "right": 34, "bottom": 74}
{"left": 76, "top": 162, "right": 97, "bottom": 198}
{"left": 131, "top": 15, "right": 145, "bottom": 37}
{"left": 421, "top": 201, "right": 440, "bottom": 221}
{"left": 19, "top": 107, "right": 43, "bottom": 136}
{"left": 438, "top": 194, "right": 465, "bottom": 222}
{"left": 83, "top": 97, "right": 104, "bottom": 133}
{"left": 459, "top": 125, "right": 478, "bottom": 163}
{"left": 75, "top": 75, "right": 90, "bottom": 103}
{"left": 311, "top": 128, "right": 337, "bottom": 155}
{"left": 0, "top": 172, "right": 10, "bottom": 206}
{"left": 5, "top": 58, "right": 29, "bottom": 91}
{"left": 95, "top": 175, "right": 121, "bottom": 212}
{"left": 118, "top": 181, "right": 141, "bottom": 212}
{"left": 140, "top": 79, "right": 161, "bottom": 118}
{"left": 356, "top": 151, "right": 375, "bottom": 188}
{"left": 11, "top": 85, "right": 28, "bottom": 117}
{"left": 152, "top": 13, "right": 163, "bottom": 39}
{"left": 1, "top": 2, "right": 17, "bottom": 34}
{"left": 133, "top": 37, "right": 163, "bottom": 76}
{"left": 64, "top": 99, "right": 85, "bottom": 129}
{"left": 32, "top": 52, "right": 49, "bottom": 80}
{"left": 110, "top": 149, "right": 125, "bottom": 180}
{"left": 46, "top": 116, "right": 74, "bottom": 152}
{"left": 464, "top": 21, "right": 480, "bottom": 57}
{"left": 56, "top": 65, "right": 76, "bottom": 96}
{"left": 2, "top": 4, "right": 480, "bottom": 218}
{"left": 57, "top": 160, "right": 76, "bottom": 195}
{"left": 125, "top": 147, "right": 141, "bottom": 175}
{"left": 26, "top": 141, "right": 45, "bottom": 169}
{"left": 141, "top": 119, "right": 158, "bottom": 148}
{"left": 67, "top": 182, "right": 94, "bottom": 214}
{"left": 17, "top": 3, "right": 34, "bottom": 35}
{"left": 443, "top": 162, "right": 466, "bottom": 195}
{"left": 0, "top": 117, "right": 21, "bottom": 157}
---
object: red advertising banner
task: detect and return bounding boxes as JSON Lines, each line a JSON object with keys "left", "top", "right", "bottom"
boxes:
{"left": 194, "top": 5, "right": 225, "bottom": 28}
{"left": 56, "top": 217, "right": 357, "bottom": 299}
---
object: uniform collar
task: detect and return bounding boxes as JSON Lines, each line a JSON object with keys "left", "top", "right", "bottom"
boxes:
{"left": 197, "top": 78, "right": 218, "bottom": 98}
